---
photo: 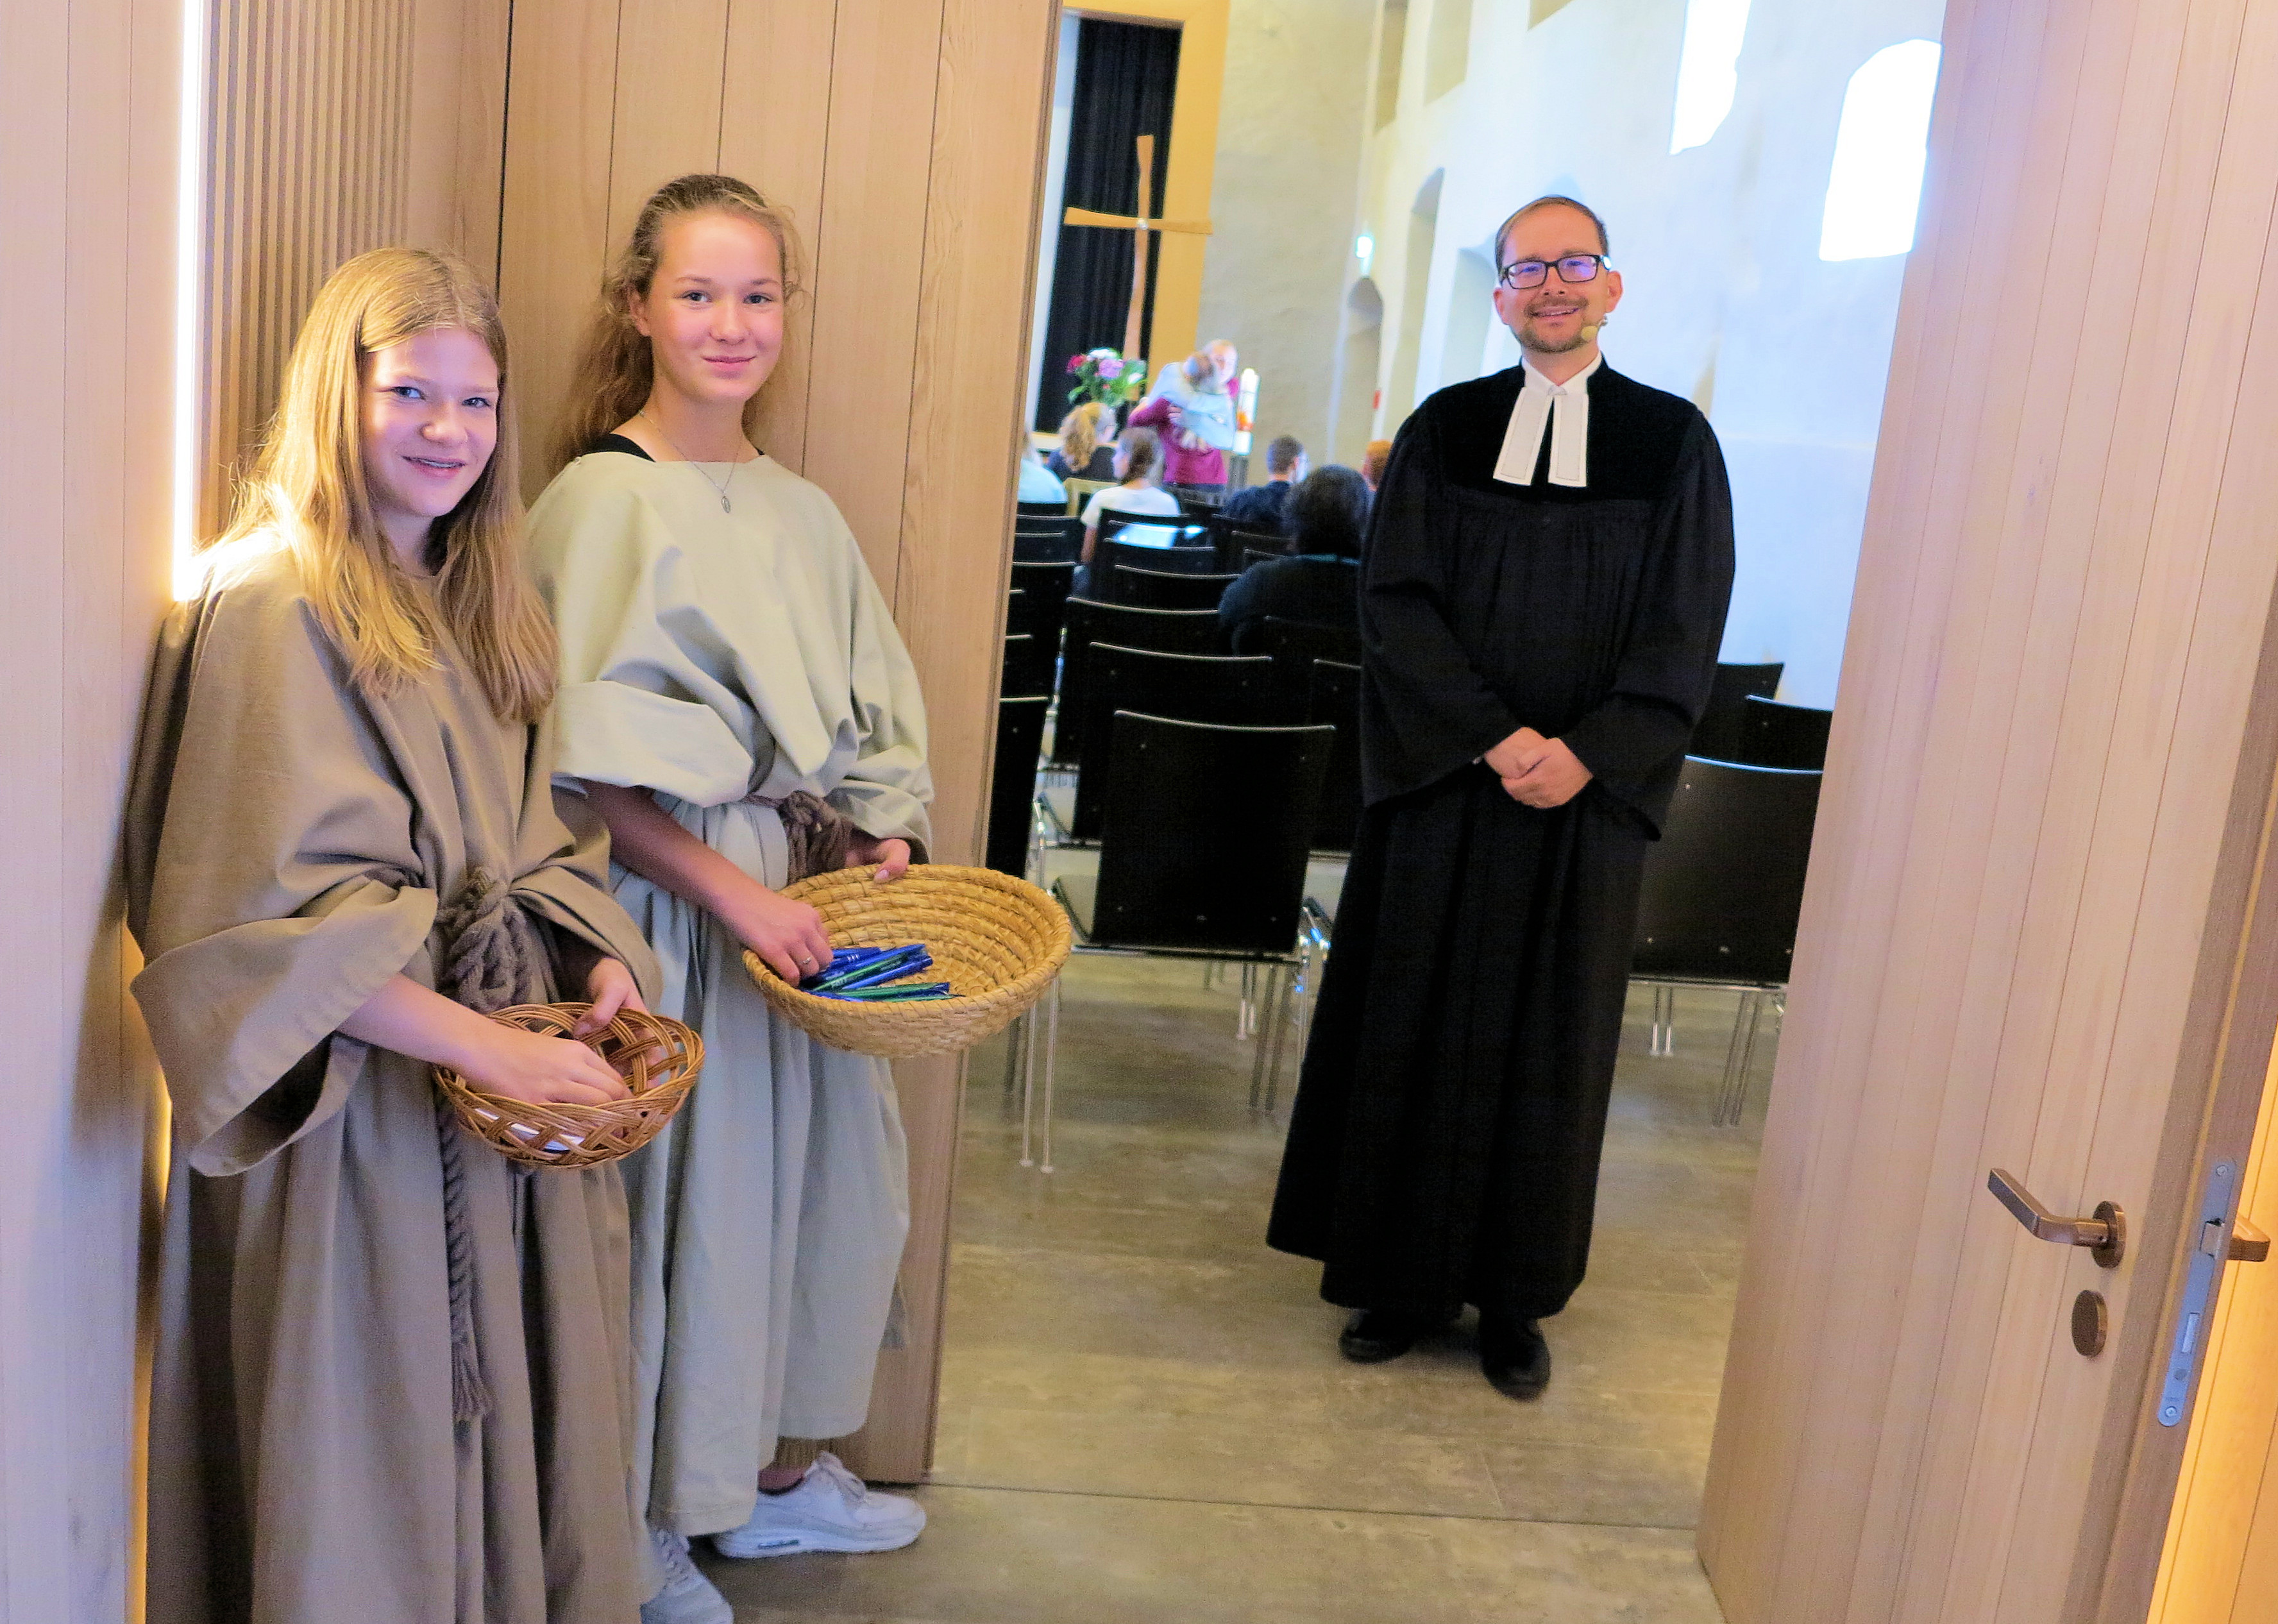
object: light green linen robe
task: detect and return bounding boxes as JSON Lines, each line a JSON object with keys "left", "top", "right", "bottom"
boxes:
{"left": 125, "top": 542, "right": 662, "bottom": 1624}
{"left": 529, "top": 447, "right": 932, "bottom": 1536}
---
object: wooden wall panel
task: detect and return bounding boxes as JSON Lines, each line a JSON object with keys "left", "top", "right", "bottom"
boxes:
{"left": 798, "top": 0, "right": 946, "bottom": 598}
{"left": 195, "top": 0, "right": 428, "bottom": 532}
{"left": 496, "top": 0, "right": 1057, "bottom": 1482}
{"left": 720, "top": 0, "right": 837, "bottom": 475}
{"left": 497, "top": 0, "right": 623, "bottom": 487}
{"left": 1696, "top": 0, "right": 2278, "bottom": 1618}
{"left": 406, "top": 0, "right": 515, "bottom": 280}
{"left": 0, "top": 1, "right": 178, "bottom": 1620}
{"left": 604, "top": 0, "right": 731, "bottom": 247}
{"left": 838, "top": 0, "right": 1060, "bottom": 1480}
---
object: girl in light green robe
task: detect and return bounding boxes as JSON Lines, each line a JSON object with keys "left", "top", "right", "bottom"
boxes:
{"left": 528, "top": 174, "right": 934, "bottom": 1622}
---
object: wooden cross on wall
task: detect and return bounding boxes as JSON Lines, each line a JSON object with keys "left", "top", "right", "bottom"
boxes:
{"left": 1063, "top": 134, "right": 1214, "bottom": 363}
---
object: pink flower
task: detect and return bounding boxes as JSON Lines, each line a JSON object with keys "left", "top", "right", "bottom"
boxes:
{"left": 1097, "top": 359, "right": 1124, "bottom": 380}
{"left": 1066, "top": 355, "right": 1083, "bottom": 373}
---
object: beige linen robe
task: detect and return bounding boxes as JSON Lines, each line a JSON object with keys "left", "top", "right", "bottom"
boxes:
{"left": 126, "top": 544, "right": 662, "bottom": 1624}
{"left": 528, "top": 448, "right": 931, "bottom": 1536}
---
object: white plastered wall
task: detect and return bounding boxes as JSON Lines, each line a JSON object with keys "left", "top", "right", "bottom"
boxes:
{"left": 1344, "top": 0, "right": 1947, "bottom": 707}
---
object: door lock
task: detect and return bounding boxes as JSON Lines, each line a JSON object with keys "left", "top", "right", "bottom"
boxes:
{"left": 1986, "top": 1169, "right": 2126, "bottom": 1268}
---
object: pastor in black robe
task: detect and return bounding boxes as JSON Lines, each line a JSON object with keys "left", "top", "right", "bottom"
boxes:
{"left": 1267, "top": 361, "right": 1734, "bottom": 1322}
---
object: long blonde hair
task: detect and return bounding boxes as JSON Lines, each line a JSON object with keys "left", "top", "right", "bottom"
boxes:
{"left": 552, "top": 173, "right": 805, "bottom": 474}
{"left": 1058, "top": 402, "right": 1105, "bottom": 470}
{"left": 210, "top": 247, "right": 557, "bottom": 722}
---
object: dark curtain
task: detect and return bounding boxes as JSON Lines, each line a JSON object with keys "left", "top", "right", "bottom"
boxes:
{"left": 1034, "top": 17, "right": 1182, "bottom": 432}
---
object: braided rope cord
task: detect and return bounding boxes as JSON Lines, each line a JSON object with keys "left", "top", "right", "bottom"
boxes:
{"left": 430, "top": 867, "right": 553, "bottom": 1422}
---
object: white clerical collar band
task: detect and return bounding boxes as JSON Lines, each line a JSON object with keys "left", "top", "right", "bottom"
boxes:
{"left": 1494, "top": 353, "right": 1603, "bottom": 489}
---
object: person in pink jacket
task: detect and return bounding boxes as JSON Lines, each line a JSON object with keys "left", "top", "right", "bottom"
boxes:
{"left": 1129, "top": 340, "right": 1238, "bottom": 495}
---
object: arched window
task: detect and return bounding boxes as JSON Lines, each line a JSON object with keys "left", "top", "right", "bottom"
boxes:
{"left": 1669, "top": 0, "right": 1751, "bottom": 154}
{"left": 1819, "top": 40, "right": 1943, "bottom": 261}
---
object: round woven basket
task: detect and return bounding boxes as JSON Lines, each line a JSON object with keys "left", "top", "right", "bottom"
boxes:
{"left": 433, "top": 1003, "right": 704, "bottom": 1169}
{"left": 745, "top": 864, "right": 1070, "bottom": 1059}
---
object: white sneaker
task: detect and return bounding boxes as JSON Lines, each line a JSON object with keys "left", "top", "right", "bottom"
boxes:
{"left": 711, "top": 1452, "right": 927, "bottom": 1557}
{"left": 642, "top": 1526, "right": 734, "bottom": 1624}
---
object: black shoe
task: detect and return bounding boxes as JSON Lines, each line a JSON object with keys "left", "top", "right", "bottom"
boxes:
{"left": 1480, "top": 1315, "right": 1551, "bottom": 1400}
{"left": 1338, "top": 1308, "right": 1433, "bottom": 1363}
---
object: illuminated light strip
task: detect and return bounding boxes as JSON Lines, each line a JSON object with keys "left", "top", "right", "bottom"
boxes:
{"left": 170, "top": 0, "right": 210, "bottom": 600}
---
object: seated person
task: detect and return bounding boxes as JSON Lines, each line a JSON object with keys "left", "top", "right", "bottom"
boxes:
{"left": 1018, "top": 445, "right": 1067, "bottom": 505}
{"left": 1048, "top": 401, "right": 1117, "bottom": 481}
{"left": 1219, "top": 464, "right": 1371, "bottom": 645}
{"left": 1076, "top": 427, "right": 1184, "bottom": 595}
{"left": 1360, "top": 437, "right": 1392, "bottom": 492}
{"left": 1219, "top": 435, "right": 1307, "bottom": 534}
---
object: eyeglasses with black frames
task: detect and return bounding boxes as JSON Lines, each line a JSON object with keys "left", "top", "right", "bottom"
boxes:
{"left": 1496, "top": 254, "right": 1608, "bottom": 291}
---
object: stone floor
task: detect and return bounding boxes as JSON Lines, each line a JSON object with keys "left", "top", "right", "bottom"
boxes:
{"left": 702, "top": 891, "right": 1771, "bottom": 1622}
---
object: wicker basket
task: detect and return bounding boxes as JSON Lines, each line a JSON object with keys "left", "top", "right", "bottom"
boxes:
{"left": 745, "top": 864, "right": 1070, "bottom": 1058}
{"left": 433, "top": 1003, "right": 704, "bottom": 1169}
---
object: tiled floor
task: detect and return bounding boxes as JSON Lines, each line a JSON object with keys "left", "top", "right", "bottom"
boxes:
{"left": 701, "top": 878, "right": 1770, "bottom": 1622}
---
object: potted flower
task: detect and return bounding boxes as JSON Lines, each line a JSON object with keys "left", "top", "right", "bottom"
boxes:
{"left": 1066, "top": 347, "right": 1147, "bottom": 424}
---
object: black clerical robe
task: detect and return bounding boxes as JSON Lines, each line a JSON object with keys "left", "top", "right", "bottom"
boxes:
{"left": 1267, "top": 362, "right": 1734, "bottom": 1321}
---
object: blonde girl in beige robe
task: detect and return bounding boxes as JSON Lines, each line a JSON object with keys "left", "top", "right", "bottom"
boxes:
{"left": 127, "top": 248, "right": 663, "bottom": 1624}
{"left": 527, "top": 174, "right": 932, "bottom": 1624}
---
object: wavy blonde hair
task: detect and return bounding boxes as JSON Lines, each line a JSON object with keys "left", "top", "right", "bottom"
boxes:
{"left": 210, "top": 247, "right": 555, "bottom": 722}
{"left": 1057, "top": 402, "right": 1105, "bottom": 471}
{"left": 551, "top": 173, "right": 804, "bottom": 474}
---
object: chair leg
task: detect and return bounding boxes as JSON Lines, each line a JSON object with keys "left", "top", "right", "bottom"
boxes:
{"left": 1263, "top": 963, "right": 1297, "bottom": 1115}
{"left": 1731, "top": 988, "right": 1769, "bottom": 1125}
{"left": 1001, "top": 1011, "right": 1024, "bottom": 1103}
{"left": 1018, "top": 1003, "right": 1037, "bottom": 1167}
{"left": 1717, "top": 990, "right": 1762, "bottom": 1127}
{"left": 1249, "top": 962, "right": 1277, "bottom": 1112}
{"left": 1238, "top": 961, "right": 1256, "bottom": 1039}
{"left": 1039, "top": 974, "right": 1062, "bottom": 1174}
{"left": 1650, "top": 983, "right": 1675, "bottom": 1057}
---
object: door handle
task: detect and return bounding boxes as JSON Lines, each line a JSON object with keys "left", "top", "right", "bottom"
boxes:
{"left": 1987, "top": 1169, "right": 2126, "bottom": 1267}
{"left": 2229, "top": 1217, "right": 2270, "bottom": 1263}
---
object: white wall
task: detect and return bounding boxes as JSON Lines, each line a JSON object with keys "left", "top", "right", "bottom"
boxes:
{"left": 1194, "top": 0, "right": 1377, "bottom": 469}
{"left": 1347, "top": 0, "right": 1946, "bottom": 706}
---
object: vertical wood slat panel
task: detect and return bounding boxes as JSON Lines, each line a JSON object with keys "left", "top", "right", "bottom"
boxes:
{"left": 797, "top": 0, "right": 946, "bottom": 597}
{"left": 832, "top": 0, "right": 1060, "bottom": 1485}
{"left": 195, "top": 0, "right": 423, "bottom": 538}
{"left": 603, "top": 0, "right": 730, "bottom": 250}
{"left": 496, "top": 0, "right": 624, "bottom": 490}
{"left": 0, "top": 0, "right": 176, "bottom": 1618}
{"left": 720, "top": 0, "right": 838, "bottom": 477}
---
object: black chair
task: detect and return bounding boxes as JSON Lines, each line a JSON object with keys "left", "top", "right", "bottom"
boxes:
{"left": 1098, "top": 511, "right": 1205, "bottom": 548}
{"left": 1014, "top": 516, "right": 1084, "bottom": 563}
{"left": 1631, "top": 756, "right": 1822, "bottom": 1125}
{"left": 1000, "top": 631, "right": 1054, "bottom": 699}
{"left": 985, "top": 695, "right": 1050, "bottom": 875}
{"left": 1099, "top": 537, "right": 1221, "bottom": 576}
{"left": 1050, "top": 600, "right": 1227, "bottom": 768}
{"left": 1691, "top": 661, "right": 1784, "bottom": 761}
{"left": 1235, "top": 616, "right": 1365, "bottom": 718}
{"left": 1177, "top": 491, "right": 1226, "bottom": 521}
{"left": 1242, "top": 546, "right": 1285, "bottom": 572}
{"left": 1017, "top": 498, "right": 1066, "bottom": 519}
{"left": 1052, "top": 713, "right": 1334, "bottom": 1107}
{"left": 1307, "top": 659, "right": 1364, "bottom": 852}
{"left": 1008, "top": 559, "right": 1076, "bottom": 645}
{"left": 1073, "top": 645, "right": 1277, "bottom": 838}
{"left": 1114, "top": 566, "right": 1240, "bottom": 611}
{"left": 1734, "top": 695, "right": 1832, "bottom": 771}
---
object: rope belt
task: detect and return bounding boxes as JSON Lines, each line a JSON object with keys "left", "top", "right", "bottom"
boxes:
{"left": 431, "top": 867, "right": 553, "bottom": 1423}
{"left": 745, "top": 788, "right": 855, "bottom": 885}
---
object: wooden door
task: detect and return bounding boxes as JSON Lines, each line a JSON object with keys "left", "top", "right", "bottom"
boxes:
{"left": 1696, "top": 0, "right": 2278, "bottom": 1618}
